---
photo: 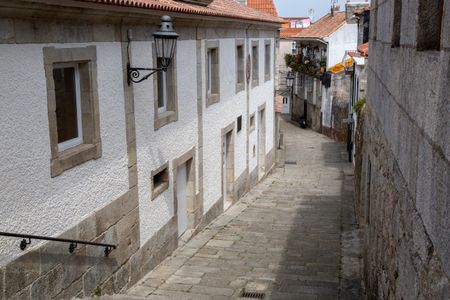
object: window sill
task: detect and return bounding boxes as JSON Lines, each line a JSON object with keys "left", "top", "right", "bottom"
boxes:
{"left": 154, "top": 110, "right": 178, "bottom": 130}
{"left": 236, "top": 82, "right": 245, "bottom": 94}
{"left": 206, "top": 93, "right": 220, "bottom": 107}
{"left": 152, "top": 182, "right": 169, "bottom": 200}
{"left": 51, "top": 142, "right": 102, "bottom": 177}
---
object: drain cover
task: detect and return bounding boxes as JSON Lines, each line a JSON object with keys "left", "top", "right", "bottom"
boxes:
{"left": 285, "top": 161, "right": 297, "bottom": 165}
{"left": 240, "top": 290, "right": 266, "bottom": 299}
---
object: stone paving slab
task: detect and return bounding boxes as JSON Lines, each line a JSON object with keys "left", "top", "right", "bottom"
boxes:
{"left": 84, "top": 119, "right": 363, "bottom": 299}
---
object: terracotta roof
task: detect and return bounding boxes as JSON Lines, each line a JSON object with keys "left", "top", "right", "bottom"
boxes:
{"left": 275, "top": 95, "right": 283, "bottom": 113}
{"left": 294, "top": 12, "right": 346, "bottom": 39}
{"left": 74, "top": 0, "right": 284, "bottom": 24}
{"left": 357, "top": 43, "right": 369, "bottom": 56}
{"left": 246, "top": 0, "right": 278, "bottom": 16}
{"left": 280, "top": 28, "right": 303, "bottom": 38}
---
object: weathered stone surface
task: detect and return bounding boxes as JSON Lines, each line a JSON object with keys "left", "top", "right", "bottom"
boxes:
{"left": 4, "top": 251, "right": 40, "bottom": 298}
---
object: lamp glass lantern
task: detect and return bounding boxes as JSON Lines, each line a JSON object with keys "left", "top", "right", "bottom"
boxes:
{"left": 127, "top": 15, "right": 179, "bottom": 85}
{"left": 286, "top": 71, "right": 295, "bottom": 88}
{"left": 153, "top": 15, "right": 179, "bottom": 69}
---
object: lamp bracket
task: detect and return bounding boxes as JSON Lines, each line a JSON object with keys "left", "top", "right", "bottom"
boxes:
{"left": 127, "top": 64, "right": 167, "bottom": 85}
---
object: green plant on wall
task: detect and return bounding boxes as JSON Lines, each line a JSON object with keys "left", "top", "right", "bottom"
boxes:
{"left": 353, "top": 98, "right": 366, "bottom": 113}
{"left": 94, "top": 286, "right": 102, "bottom": 297}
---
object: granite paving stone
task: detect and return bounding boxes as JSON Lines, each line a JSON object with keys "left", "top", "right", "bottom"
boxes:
{"left": 121, "top": 118, "right": 363, "bottom": 299}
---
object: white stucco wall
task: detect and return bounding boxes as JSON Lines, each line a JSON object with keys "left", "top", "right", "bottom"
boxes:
{"left": 202, "top": 36, "right": 275, "bottom": 212}
{"left": 202, "top": 38, "right": 248, "bottom": 212}
{"left": 0, "top": 42, "right": 129, "bottom": 264}
{"left": 326, "top": 23, "right": 358, "bottom": 67}
{"left": 131, "top": 40, "right": 199, "bottom": 244}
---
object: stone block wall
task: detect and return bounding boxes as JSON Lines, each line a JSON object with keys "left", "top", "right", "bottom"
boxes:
{"left": 0, "top": 190, "right": 140, "bottom": 299}
{"left": 354, "top": 0, "right": 450, "bottom": 298}
{"left": 323, "top": 73, "right": 352, "bottom": 143}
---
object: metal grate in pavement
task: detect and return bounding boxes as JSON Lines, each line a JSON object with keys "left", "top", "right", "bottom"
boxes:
{"left": 285, "top": 161, "right": 297, "bottom": 165}
{"left": 240, "top": 289, "right": 265, "bottom": 299}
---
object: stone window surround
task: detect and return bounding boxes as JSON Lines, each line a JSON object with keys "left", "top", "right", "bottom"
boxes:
{"left": 249, "top": 112, "right": 256, "bottom": 133}
{"left": 251, "top": 40, "right": 259, "bottom": 88}
{"left": 43, "top": 46, "right": 101, "bottom": 178}
{"left": 205, "top": 40, "right": 220, "bottom": 107}
{"left": 151, "top": 161, "right": 170, "bottom": 200}
{"left": 235, "top": 39, "right": 245, "bottom": 94}
{"left": 152, "top": 45, "right": 178, "bottom": 130}
{"left": 264, "top": 39, "right": 271, "bottom": 82}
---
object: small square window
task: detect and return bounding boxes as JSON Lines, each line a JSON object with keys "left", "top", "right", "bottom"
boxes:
{"left": 237, "top": 116, "right": 242, "bottom": 132}
{"left": 152, "top": 163, "right": 169, "bottom": 200}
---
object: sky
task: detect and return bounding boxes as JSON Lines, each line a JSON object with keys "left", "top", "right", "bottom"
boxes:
{"left": 273, "top": 0, "right": 348, "bottom": 20}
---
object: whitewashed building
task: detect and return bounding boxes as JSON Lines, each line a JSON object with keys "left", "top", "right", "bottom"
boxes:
{"left": 0, "top": 0, "right": 282, "bottom": 298}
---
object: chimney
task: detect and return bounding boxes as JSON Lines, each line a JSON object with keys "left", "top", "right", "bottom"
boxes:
{"left": 331, "top": 3, "right": 340, "bottom": 16}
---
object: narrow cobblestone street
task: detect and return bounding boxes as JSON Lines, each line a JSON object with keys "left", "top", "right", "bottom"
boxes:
{"left": 109, "top": 119, "right": 361, "bottom": 300}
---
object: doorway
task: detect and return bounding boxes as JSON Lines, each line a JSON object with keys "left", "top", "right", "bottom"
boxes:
{"left": 282, "top": 96, "right": 290, "bottom": 114}
{"left": 173, "top": 150, "right": 195, "bottom": 239}
{"left": 176, "top": 163, "right": 188, "bottom": 237}
{"left": 258, "top": 107, "right": 266, "bottom": 180}
{"left": 222, "top": 126, "right": 234, "bottom": 210}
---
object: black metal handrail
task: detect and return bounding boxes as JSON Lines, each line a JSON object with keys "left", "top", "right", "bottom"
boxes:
{"left": 0, "top": 231, "right": 117, "bottom": 257}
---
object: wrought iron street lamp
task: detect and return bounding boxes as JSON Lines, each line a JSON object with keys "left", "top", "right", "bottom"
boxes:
{"left": 127, "top": 16, "right": 179, "bottom": 85}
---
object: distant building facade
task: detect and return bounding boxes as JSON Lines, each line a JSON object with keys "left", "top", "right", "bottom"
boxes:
{"left": 289, "top": 4, "right": 359, "bottom": 137}
{"left": 355, "top": 0, "right": 450, "bottom": 298}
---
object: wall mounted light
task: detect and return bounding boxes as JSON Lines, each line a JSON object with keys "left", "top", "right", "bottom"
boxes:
{"left": 127, "top": 15, "right": 179, "bottom": 85}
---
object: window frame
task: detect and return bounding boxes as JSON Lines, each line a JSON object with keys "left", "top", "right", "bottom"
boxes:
{"left": 251, "top": 40, "right": 259, "bottom": 88}
{"left": 235, "top": 39, "right": 245, "bottom": 93}
{"left": 53, "top": 62, "right": 84, "bottom": 153}
{"left": 264, "top": 40, "right": 271, "bottom": 81}
{"left": 43, "top": 46, "right": 101, "bottom": 178}
{"left": 151, "top": 162, "right": 170, "bottom": 200}
{"left": 205, "top": 40, "right": 220, "bottom": 107}
{"left": 153, "top": 47, "right": 178, "bottom": 130}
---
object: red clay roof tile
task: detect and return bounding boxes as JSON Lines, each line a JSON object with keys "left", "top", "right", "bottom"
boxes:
{"left": 76, "top": 0, "right": 283, "bottom": 24}
{"left": 246, "top": 0, "right": 278, "bottom": 17}
{"left": 280, "top": 28, "right": 304, "bottom": 38}
{"left": 295, "top": 12, "right": 346, "bottom": 39}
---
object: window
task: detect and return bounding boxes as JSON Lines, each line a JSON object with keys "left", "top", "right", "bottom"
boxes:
{"left": 237, "top": 116, "right": 242, "bottom": 132}
{"left": 236, "top": 40, "right": 245, "bottom": 93}
{"left": 153, "top": 54, "right": 178, "bottom": 129}
{"left": 392, "top": 0, "right": 402, "bottom": 47}
{"left": 291, "top": 41, "right": 297, "bottom": 54}
{"left": 264, "top": 41, "right": 271, "bottom": 81}
{"left": 206, "top": 41, "right": 220, "bottom": 106}
{"left": 251, "top": 41, "right": 259, "bottom": 87}
{"left": 151, "top": 163, "right": 169, "bottom": 200}
{"left": 417, "top": 0, "right": 444, "bottom": 51}
{"left": 53, "top": 63, "right": 83, "bottom": 152}
{"left": 249, "top": 114, "right": 255, "bottom": 132}
{"left": 43, "top": 46, "right": 101, "bottom": 177}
